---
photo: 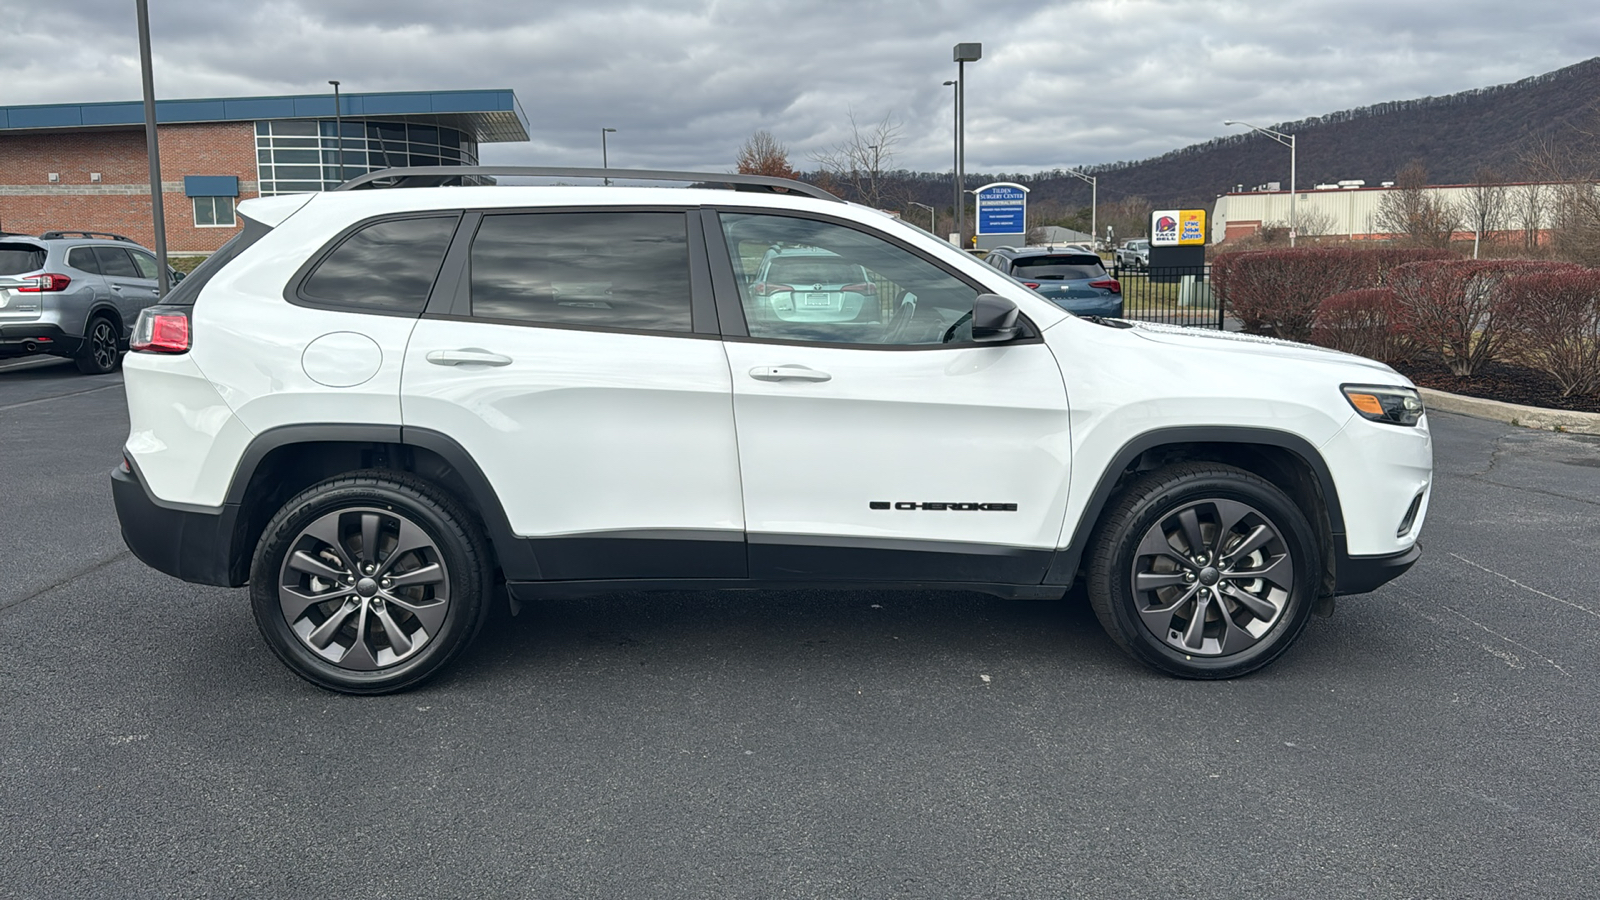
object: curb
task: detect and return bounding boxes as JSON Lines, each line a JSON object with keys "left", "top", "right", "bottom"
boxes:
{"left": 1418, "top": 387, "right": 1600, "bottom": 434}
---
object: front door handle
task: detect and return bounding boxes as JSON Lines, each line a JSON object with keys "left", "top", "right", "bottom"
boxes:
{"left": 426, "top": 348, "right": 513, "bottom": 367}
{"left": 749, "top": 364, "right": 831, "bottom": 383}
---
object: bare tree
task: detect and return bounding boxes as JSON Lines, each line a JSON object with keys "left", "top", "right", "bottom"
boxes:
{"left": 1264, "top": 207, "right": 1334, "bottom": 240}
{"left": 1374, "top": 161, "right": 1459, "bottom": 248}
{"left": 1510, "top": 181, "right": 1548, "bottom": 252}
{"left": 810, "top": 111, "right": 903, "bottom": 209}
{"left": 735, "top": 130, "right": 799, "bottom": 180}
{"left": 1520, "top": 121, "right": 1600, "bottom": 264}
{"left": 1459, "top": 168, "right": 1509, "bottom": 259}
{"left": 1100, "top": 194, "right": 1153, "bottom": 244}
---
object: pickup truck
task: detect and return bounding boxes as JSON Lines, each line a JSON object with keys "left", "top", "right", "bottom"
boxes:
{"left": 1115, "top": 238, "right": 1149, "bottom": 269}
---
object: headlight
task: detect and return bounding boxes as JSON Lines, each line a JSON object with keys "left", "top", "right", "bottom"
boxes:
{"left": 1341, "top": 384, "right": 1424, "bottom": 427}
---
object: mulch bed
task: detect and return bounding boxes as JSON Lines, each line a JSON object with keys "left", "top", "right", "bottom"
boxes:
{"left": 1391, "top": 354, "right": 1600, "bottom": 414}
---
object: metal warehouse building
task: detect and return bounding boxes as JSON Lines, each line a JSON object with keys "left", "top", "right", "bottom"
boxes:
{"left": 0, "top": 90, "right": 529, "bottom": 253}
{"left": 1212, "top": 181, "right": 1569, "bottom": 245}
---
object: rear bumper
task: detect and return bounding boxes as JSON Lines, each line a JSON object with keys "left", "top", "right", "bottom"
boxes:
{"left": 111, "top": 465, "right": 246, "bottom": 588}
{"left": 0, "top": 322, "right": 83, "bottom": 356}
{"left": 1334, "top": 541, "right": 1421, "bottom": 596}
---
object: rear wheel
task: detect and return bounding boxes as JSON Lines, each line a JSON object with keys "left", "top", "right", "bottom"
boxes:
{"left": 249, "top": 472, "right": 492, "bottom": 694}
{"left": 1087, "top": 463, "right": 1319, "bottom": 679}
{"left": 74, "top": 315, "right": 120, "bottom": 375}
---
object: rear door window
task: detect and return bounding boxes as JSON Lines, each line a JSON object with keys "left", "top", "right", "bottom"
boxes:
{"left": 0, "top": 244, "right": 46, "bottom": 274}
{"left": 468, "top": 211, "right": 693, "bottom": 333}
{"left": 94, "top": 246, "right": 142, "bottom": 278}
{"left": 299, "top": 216, "right": 458, "bottom": 314}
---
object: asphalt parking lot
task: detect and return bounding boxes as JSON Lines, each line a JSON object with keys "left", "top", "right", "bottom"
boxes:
{"left": 3, "top": 356, "right": 1598, "bottom": 898}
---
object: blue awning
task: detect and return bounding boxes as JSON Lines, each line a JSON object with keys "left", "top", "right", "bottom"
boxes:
{"left": 184, "top": 175, "right": 239, "bottom": 197}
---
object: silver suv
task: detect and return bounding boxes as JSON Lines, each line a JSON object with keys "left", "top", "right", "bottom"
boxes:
{"left": 0, "top": 231, "right": 178, "bottom": 374}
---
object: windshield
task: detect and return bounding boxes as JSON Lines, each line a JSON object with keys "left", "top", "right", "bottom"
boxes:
{"left": 1012, "top": 255, "right": 1105, "bottom": 280}
{"left": 0, "top": 244, "right": 46, "bottom": 275}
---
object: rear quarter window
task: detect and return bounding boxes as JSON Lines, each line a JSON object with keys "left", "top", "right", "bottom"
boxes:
{"left": 298, "top": 216, "right": 458, "bottom": 314}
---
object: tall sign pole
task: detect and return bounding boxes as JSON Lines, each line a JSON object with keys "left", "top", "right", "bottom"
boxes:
{"left": 136, "top": 0, "right": 169, "bottom": 296}
{"left": 953, "top": 43, "right": 981, "bottom": 248}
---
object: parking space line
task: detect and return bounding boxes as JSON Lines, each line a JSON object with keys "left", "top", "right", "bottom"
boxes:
{"left": 0, "top": 381, "right": 123, "bottom": 413}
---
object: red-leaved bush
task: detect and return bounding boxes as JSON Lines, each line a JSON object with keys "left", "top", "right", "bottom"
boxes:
{"left": 1312, "top": 289, "right": 1412, "bottom": 363}
{"left": 1213, "top": 248, "right": 1457, "bottom": 343}
{"left": 1498, "top": 269, "right": 1600, "bottom": 397}
{"left": 1388, "top": 260, "right": 1578, "bottom": 377}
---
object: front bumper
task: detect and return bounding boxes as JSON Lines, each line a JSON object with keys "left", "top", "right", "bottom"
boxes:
{"left": 111, "top": 464, "right": 247, "bottom": 587}
{"left": 1333, "top": 541, "right": 1421, "bottom": 596}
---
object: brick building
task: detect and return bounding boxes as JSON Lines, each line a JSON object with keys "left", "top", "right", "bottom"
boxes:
{"left": 0, "top": 90, "right": 529, "bottom": 254}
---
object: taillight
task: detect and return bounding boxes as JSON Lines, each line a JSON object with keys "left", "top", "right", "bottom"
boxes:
{"left": 131, "top": 307, "right": 191, "bottom": 353}
{"left": 17, "top": 273, "right": 71, "bottom": 292}
{"left": 1022, "top": 282, "right": 1041, "bottom": 290}
{"left": 752, "top": 282, "right": 793, "bottom": 297}
{"left": 839, "top": 282, "right": 877, "bottom": 295}
{"left": 1089, "top": 278, "right": 1121, "bottom": 293}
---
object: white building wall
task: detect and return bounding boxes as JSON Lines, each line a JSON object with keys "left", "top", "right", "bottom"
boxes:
{"left": 1212, "top": 182, "right": 1571, "bottom": 243}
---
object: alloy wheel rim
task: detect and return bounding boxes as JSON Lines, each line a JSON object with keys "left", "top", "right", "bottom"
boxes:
{"left": 1130, "top": 498, "right": 1294, "bottom": 657}
{"left": 92, "top": 321, "right": 117, "bottom": 369}
{"left": 278, "top": 507, "right": 450, "bottom": 670}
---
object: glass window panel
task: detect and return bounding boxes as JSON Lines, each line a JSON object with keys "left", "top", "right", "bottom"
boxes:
{"left": 301, "top": 216, "right": 457, "bottom": 313}
{"left": 271, "top": 119, "right": 318, "bottom": 136}
{"left": 271, "top": 137, "right": 321, "bottom": 149}
{"left": 718, "top": 212, "right": 979, "bottom": 345}
{"left": 274, "top": 181, "right": 324, "bottom": 193}
{"left": 66, "top": 246, "right": 102, "bottom": 274}
{"left": 94, "top": 246, "right": 141, "bottom": 278}
{"left": 271, "top": 148, "right": 321, "bottom": 163}
{"left": 375, "top": 123, "right": 407, "bottom": 143}
{"left": 214, "top": 198, "right": 236, "bottom": 227}
{"left": 411, "top": 154, "right": 441, "bottom": 167}
{"left": 437, "top": 129, "right": 461, "bottom": 149}
{"left": 129, "top": 250, "right": 161, "bottom": 279}
{"left": 194, "top": 197, "right": 216, "bottom": 226}
{"left": 272, "top": 165, "right": 323, "bottom": 180}
{"left": 255, "top": 121, "right": 269, "bottom": 135}
{"left": 470, "top": 212, "right": 692, "bottom": 332}
{"left": 407, "top": 124, "right": 439, "bottom": 145}
{"left": 257, "top": 150, "right": 271, "bottom": 163}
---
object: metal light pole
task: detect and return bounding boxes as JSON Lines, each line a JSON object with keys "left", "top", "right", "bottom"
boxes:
{"left": 1225, "top": 119, "right": 1297, "bottom": 246}
{"left": 1062, "top": 167, "right": 1097, "bottom": 250}
{"left": 909, "top": 201, "right": 935, "bottom": 233}
{"left": 601, "top": 127, "right": 617, "bottom": 185}
{"left": 943, "top": 79, "right": 958, "bottom": 243}
{"left": 135, "top": 0, "right": 168, "bottom": 296}
{"left": 328, "top": 80, "right": 344, "bottom": 185}
{"left": 953, "top": 43, "right": 982, "bottom": 248}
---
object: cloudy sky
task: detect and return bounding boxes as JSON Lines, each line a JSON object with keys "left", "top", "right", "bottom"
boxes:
{"left": 4, "top": 0, "right": 1599, "bottom": 175}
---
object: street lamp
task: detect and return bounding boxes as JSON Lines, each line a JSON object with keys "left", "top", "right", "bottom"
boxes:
{"left": 328, "top": 80, "right": 344, "bottom": 185}
{"left": 1061, "top": 167, "right": 1097, "bottom": 251}
{"left": 1224, "top": 119, "right": 1297, "bottom": 246}
{"left": 952, "top": 43, "right": 982, "bottom": 247}
{"left": 601, "top": 127, "right": 617, "bottom": 185}
{"left": 909, "top": 201, "right": 935, "bottom": 233}
{"left": 943, "top": 79, "right": 958, "bottom": 242}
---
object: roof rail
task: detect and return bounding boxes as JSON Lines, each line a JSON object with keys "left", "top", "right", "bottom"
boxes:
{"left": 331, "top": 166, "right": 842, "bottom": 202}
{"left": 40, "top": 230, "right": 135, "bottom": 242}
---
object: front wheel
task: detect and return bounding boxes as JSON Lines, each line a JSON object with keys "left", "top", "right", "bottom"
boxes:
{"left": 1086, "top": 463, "right": 1320, "bottom": 679}
{"left": 249, "top": 472, "right": 492, "bottom": 694}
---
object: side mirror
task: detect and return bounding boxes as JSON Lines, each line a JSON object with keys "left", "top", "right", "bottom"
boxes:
{"left": 971, "top": 293, "right": 1020, "bottom": 342}
{"left": 169, "top": 269, "right": 186, "bottom": 284}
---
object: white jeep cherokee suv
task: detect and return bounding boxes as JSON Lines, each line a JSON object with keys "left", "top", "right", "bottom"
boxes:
{"left": 111, "top": 167, "right": 1432, "bottom": 693}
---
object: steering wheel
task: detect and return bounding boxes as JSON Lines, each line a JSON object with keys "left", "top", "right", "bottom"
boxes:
{"left": 942, "top": 310, "right": 973, "bottom": 344}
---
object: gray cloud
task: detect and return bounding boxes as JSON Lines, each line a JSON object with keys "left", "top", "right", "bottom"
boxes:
{"left": 3, "top": 0, "right": 1598, "bottom": 174}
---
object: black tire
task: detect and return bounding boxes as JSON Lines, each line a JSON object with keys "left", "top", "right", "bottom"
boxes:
{"left": 249, "top": 471, "right": 492, "bottom": 694}
{"left": 74, "top": 315, "right": 121, "bottom": 375}
{"left": 1086, "top": 463, "right": 1319, "bottom": 679}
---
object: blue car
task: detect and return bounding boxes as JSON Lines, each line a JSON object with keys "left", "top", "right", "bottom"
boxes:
{"left": 982, "top": 246, "right": 1123, "bottom": 317}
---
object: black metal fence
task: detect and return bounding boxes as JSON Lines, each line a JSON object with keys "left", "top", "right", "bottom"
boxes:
{"left": 1110, "top": 264, "right": 1224, "bottom": 329}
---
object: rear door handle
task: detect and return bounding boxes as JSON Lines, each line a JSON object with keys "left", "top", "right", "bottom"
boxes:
{"left": 426, "top": 349, "right": 513, "bottom": 367}
{"left": 749, "top": 364, "right": 831, "bottom": 383}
